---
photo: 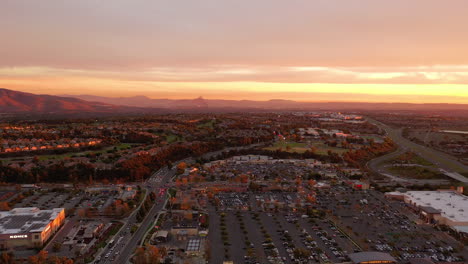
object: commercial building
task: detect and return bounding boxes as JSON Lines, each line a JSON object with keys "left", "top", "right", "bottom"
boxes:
{"left": 151, "top": 230, "right": 169, "bottom": 243}
{"left": 385, "top": 190, "right": 468, "bottom": 235}
{"left": 0, "top": 207, "right": 65, "bottom": 249}
{"left": 170, "top": 226, "right": 198, "bottom": 241}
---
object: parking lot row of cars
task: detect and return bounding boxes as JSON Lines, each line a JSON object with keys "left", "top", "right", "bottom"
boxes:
{"left": 314, "top": 186, "right": 465, "bottom": 262}
{"left": 209, "top": 181, "right": 467, "bottom": 264}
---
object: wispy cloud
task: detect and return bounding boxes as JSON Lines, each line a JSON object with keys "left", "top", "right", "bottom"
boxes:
{"left": 2, "top": 65, "right": 468, "bottom": 85}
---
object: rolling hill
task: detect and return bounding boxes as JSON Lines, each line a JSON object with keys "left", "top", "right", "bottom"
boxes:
{"left": 0, "top": 88, "right": 120, "bottom": 113}
{"left": 1, "top": 88, "right": 467, "bottom": 115}
{"left": 64, "top": 93, "right": 468, "bottom": 113}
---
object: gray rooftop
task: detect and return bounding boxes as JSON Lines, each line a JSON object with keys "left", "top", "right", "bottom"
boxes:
{"left": 0, "top": 207, "right": 64, "bottom": 234}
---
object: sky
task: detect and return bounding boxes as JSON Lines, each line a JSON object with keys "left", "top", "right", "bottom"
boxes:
{"left": 1, "top": 0, "right": 468, "bottom": 103}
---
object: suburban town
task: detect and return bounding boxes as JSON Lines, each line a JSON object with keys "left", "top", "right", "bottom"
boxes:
{"left": 2, "top": 1, "right": 468, "bottom": 263}
{"left": 0, "top": 112, "right": 466, "bottom": 264}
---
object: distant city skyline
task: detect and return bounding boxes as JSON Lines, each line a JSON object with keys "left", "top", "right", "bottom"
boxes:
{"left": 1, "top": 0, "right": 468, "bottom": 103}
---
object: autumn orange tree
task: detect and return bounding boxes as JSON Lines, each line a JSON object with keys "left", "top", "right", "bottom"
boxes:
{"left": 176, "top": 162, "right": 187, "bottom": 174}
{"left": 134, "top": 245, "right": 164, "bottom": 264}
{"left": 0, "top": 252, "right": 15, "bottom": 264}
{"left": 0, "top": 201, "right": 11, "bottom": 211}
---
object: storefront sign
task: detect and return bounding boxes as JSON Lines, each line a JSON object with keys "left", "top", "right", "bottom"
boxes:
{"left": 9, "top": 234, "right": 28, "bottom": 239}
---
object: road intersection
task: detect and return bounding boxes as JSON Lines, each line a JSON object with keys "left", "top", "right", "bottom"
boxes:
{"left": 366, "top": 118, "right": 468, "bottom": 183}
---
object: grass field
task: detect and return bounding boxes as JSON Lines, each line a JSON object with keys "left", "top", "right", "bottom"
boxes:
{"left": 385, "top": 151, "right": 434, "bottom": 167}
{"left": 264, "top": 141, "right": 309, "bottom": 153}
{"left": 367, "top": 118, "right": 468, "bottom": 174}
{"left": 388, "top": 166, "right": 446, "bottom": 180}
{"left": 264, "top": 141, "right": 348, "bottom": 155}
{"left": 151, "top": 130, "right": 184, "bottom": 143}
{"left": 197, "top": 119, "right": 215, "bottom": 129}
{"left": 309, "top": 142, "right": 349, "bottom": 155}
{"left": 166, "top": 134, "right": 183, "bottom": 143}
{"left": 35, "top": 143, "right": 135, "bottom": 161}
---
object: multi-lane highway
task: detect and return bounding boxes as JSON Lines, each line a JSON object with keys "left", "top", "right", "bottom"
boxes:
{"left": 96, "top": 167, "right": 174, "bottom": 263}
{"left": 94, "top": 142, "right": 271, "bottom": 263}
{"left": 367, "top": 118, "right": 468, "bottom": 183}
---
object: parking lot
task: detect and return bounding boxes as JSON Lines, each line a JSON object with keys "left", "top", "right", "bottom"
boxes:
{"left": 13, "top": 190, "right": 82, "bottom": 210}
{"left": 207, "top": 185, "right": 467, "bottom": 263}
{"left": 12, "top": 188, "right": 128, "bottom": 218}
{"left": 205, "top": 161, "right": 318, "bottom": 182}
{"left": 315, "top": 186, "right": 466, "bottom": 262}
{"left": 77, "top": 193, "right": 118, "bottom": 213}
{"left": 208, "top": 205, "right": 358, "bottom": 264}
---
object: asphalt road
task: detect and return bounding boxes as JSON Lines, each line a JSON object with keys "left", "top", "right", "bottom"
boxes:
{"left": 367, "top": 118, "right": 468, "bottom": 183}
{"left": 113, "top": 168, "right": 175, "bottom": 264}
{"left": 95, "top": 167, "right": 174, "bottom": 264}
{"left": 96, "top": 142, "right": 270, "bottom": 263}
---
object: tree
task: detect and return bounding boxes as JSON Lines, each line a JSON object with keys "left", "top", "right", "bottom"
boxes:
{"left": 0, "top": 252, "right": 15, "bottom": 264}
{"left": 176, "top": 162, "right": 187, "bottom": 172}
{"left": 28, "top": 250, "right": 48, "bottom": 264}
{"left": 147, "top": 245, "right": 160, "bottom": 264}
{"left": 52, "top": 242, "right": 62, "bottom": 252}
{"left": 309, "top": 146, "right": 318, "bottom": 153}
{"left": 239, "top": 174, "right": 249, "bottom": 183}
{"left": 47, "top": 256, "right": 74, "bottom": 264}
{"left": 293, "top": 248, "right": 310, "bottom": 259}
{"left": 134, "top": 247, "right": 146, "bottom": 264}
{"left": 0, "top": 201, "right": 11, "bottom": 211}
{"left": 159, "top": 247, "right": 167, "bottom": 258}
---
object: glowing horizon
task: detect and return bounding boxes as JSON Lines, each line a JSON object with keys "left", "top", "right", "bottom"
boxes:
{"left": 1, "top": 0, "right": 468, "bottom": 104}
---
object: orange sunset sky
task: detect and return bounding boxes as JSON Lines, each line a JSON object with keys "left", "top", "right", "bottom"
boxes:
{"left": 1, "top": 0, "right": 468, "bottom": 103}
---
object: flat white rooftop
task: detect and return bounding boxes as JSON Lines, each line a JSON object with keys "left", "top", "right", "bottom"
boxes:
{"left": 402, "top": 191, "right": 468, "bottom": 223}
{"left": 0, "top": 207, "right": 64, "bottom": 234}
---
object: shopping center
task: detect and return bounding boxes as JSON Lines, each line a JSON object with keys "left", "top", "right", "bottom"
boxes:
{"left": 0, "top": 207, "right": 65, "bottom": 249}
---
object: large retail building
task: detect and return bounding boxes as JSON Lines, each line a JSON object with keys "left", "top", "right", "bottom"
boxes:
{"left": 385, "top": 190, "right": 468, "bottom": 235}
{"left": 0, "top": 207, "right": 65, "bottom": 249}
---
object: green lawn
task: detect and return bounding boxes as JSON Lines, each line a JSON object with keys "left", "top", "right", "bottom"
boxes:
{"left": 166, "top": 134, "right": 183, "bottom": 143}
{"left": 386, "top": 151, "right": 434, "bottom": 167}
{"left": 38, "top": 151, "right": 99, "bottom": 161}
{"left": 264, "top": 141, "right": 348, "bottom": 155}
{"left": 309, "top": 142, "right": 349, "bottom": 155}
{"left": 115, "top": 143, "right": 133, "bottom": 150}
{"left": 264, "top": 141, "right": 308, "bottom": 153}
{"left": 197, "top": 119, "right": 215, "bottom": 129}
{"left": 36, "top": 143, "right": 136, "bottom": 161}
{"left": 388, "top": 166, "right": 446, "bottom": 180}
{"left": 408, "top": 156, "right": 434, "bottom": 166}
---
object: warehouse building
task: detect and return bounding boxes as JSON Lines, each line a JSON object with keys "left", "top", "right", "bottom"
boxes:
{"left": 385, "top": 190, "right": 468, "bottom": 236}
{"left": 0, "top": 207, "right": 65, "bottom": 249}
{"left": 385, "top": 190, "right": 468, "bottom": 226}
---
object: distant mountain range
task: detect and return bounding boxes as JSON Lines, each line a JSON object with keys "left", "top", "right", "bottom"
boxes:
{"left": 62, "top": 94, "right": 210, "bottom": 109}
{"left": 0, "top": 88, "right": 467, "bottom": 115}
{"left": 64, "top": 93, "right": 468, "bottom": 112}
{"left": 0, "top": 88, "right": 123, "bottom": 113}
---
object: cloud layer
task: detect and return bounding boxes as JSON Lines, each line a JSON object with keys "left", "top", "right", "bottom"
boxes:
{"left": 1, "top": 0, "right": 468, "bottom": 103}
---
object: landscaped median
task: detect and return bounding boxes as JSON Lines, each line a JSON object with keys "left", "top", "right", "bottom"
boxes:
{"left": 86, "top": 221, "right": 124, "bottom": 263}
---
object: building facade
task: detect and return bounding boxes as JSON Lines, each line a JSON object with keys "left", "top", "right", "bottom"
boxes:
{"left": 0, "top": 207, "right": 65, "bottom": 249}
